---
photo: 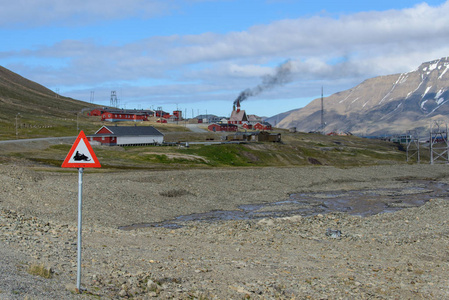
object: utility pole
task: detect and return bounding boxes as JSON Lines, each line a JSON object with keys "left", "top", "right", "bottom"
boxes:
{"left": 15, "top": 113, "right": 21, "bottom": 139}
{"left": 320, "top": 86, "right": 325, "bottom": 134}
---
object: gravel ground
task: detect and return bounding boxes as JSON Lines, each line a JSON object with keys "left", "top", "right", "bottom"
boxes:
{"left": 1, "top": 163, "right": 449, "bottom": 299}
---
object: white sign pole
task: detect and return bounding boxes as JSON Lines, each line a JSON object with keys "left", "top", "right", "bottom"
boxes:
{"left": 62, "top": 131, "right": 100, "bottom": 292}
{"left": 77, "top": 167, "right": 84, "bottom": 291}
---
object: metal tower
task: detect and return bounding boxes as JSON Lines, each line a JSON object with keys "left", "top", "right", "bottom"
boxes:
{"left": 406, "top": 130, "right": 420, "bottom": 163}
{"left": 429, "top": 120, "right": 449, "bottom": 164}
{"left": 110, "top": 91, "right": 118, "bottom": 107}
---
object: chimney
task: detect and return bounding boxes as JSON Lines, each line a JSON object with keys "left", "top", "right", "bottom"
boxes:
{"left": 236, "top": 99, "right": 241, "bottom": 113}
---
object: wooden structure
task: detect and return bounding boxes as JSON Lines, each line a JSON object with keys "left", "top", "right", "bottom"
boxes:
{"left": 253, "top": 122, "right": 273, "bottom": 131}
{"left": 208, "top": 123, "right": 238, "bottom": 132}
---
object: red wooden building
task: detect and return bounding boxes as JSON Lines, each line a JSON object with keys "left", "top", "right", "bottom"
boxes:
{"left": 101, "top": 111, "right": 149, "bottom": 122}
{"left": 253, "top": 122, "right": 273, "bottom": 131}
{"left": 228, "top": 100, "right": 248, "bottom": 125}
{"left": 208, "top": 123, "right": 238, "bottom": 132}
{"left": 89, "top": 108, "right": 154, "bottom": 122}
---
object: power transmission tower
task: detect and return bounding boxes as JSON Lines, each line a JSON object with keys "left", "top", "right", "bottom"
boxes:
{"left": 90, "top": 91, "right": 95, "bottom": 104}
{"left": 406, "top": 130, "right": 420, "bottom": 163}
{"left": 110, "top": 91, "right": 118, "bottom": 107}
{"left": 429, "top": 120, "right": 449, "bottom": 164}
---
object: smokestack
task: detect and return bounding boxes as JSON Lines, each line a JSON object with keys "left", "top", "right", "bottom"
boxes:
{"left": 236, "top": 99, "right": 240, "bottom": 112}
{"left": 233, "top": 60, "right": 293, "bottom": 106}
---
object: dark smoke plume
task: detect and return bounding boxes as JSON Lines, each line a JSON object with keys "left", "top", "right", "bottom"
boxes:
{"left": 233, "top": 60, "right": 293, "bottom": 105}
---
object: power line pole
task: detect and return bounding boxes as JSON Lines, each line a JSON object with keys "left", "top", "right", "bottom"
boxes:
{"left": 320, "top": 86, "right": 325, "bottom": 133}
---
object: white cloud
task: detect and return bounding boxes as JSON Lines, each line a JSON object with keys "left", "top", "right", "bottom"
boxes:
{"left": 0, "top": 0, "right": 174, "bottom": 27}
{"left": 3, "top": 1, "right": 449, "bottom": 115}
{"left": 0, "top": 0, "right": 223, "bottom": 27}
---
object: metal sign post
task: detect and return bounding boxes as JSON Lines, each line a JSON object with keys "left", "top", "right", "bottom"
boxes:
{"left": 77, "top": 167, "right": 84, "bottom": 291}
{"left": 62, "top": 131, "right": 101, "bottom": 293}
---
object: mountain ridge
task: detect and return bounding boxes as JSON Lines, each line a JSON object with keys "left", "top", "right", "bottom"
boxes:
{"left": 272, "top": 56, "right": 449, "bottom": 135}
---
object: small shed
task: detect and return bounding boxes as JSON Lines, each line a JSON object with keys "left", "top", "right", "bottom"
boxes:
{"left": 88, "top": 125, "right": 164, "bottom": 146}
{"left": 258, "top": 131, "right": 281, "bottom": 142}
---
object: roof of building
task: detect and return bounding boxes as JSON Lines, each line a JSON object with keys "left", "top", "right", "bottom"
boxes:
{"left": 229, "top": 109, "right": 248, "bottom": 122}
{"left": 247, "top": 114, "right": 262, "bottom": 122}
{"left": 93, "top": 125, "right": 164, "bottom": 136}
{"left": 195, "top": 114, "right": 220, "bottom": 119}
{"left": 94, "top": 107, "right": 154, "bottom": 114}
{"left": 255, "top": 121, "right": 272, "bottom": 126}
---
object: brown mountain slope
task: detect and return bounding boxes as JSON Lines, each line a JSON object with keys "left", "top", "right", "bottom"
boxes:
{"left": 0, "top": 66, "right": 96, "bottom": 139}
{"left": 274, "top": 57, "right": 449, "bottom": 135}
{"left": 0, "top": 66, "right": 91, "bottom": 120}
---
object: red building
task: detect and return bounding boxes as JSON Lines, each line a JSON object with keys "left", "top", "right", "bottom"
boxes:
{"left": 208, "top": 123, "right": 238, "bottom": 132}
{"left": 228, "top": 100, "right": 248, "bottom": 125}
{"left": 101, "top": 111, "right": 148, "bottom": 122}
{"left": 89, "top": 108, "right": 105, "bottom": 116}
{"left": 89, "top": 108, "right": 154, "bottom": 122}
{"left": 253, "top": 122, "right": 272, "bottom": 131}
{"left": 172, "top": 110, "right": 182, "bottom": 121}
{"left": 242, "top": 123, "right": 253, "bottom": 130}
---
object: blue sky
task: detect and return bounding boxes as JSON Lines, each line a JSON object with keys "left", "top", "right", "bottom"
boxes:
{"left": 2, "top": 0, "right": 449, "bottom": 118}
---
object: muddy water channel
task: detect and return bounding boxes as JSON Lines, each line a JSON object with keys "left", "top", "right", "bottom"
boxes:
{"left": 120, "top": 180, "right": 449, "bottom": 230}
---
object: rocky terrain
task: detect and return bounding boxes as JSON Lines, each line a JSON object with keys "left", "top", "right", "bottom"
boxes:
{"left": 1, "top": 162, "right": 449, "bottom": 299}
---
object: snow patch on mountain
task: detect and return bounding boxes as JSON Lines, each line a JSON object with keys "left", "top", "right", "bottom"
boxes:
{"left": 379, "top": 73, "right": 410, "bottom": 105}
{"left": 421, "top": 99, "right": 428, "bottom": 110}
{"left": 422, "top": 86, "right": 432, "bottom": 98}
{"left": 435, "top": 89, "right": 445, "bottom": 105}
{"left": 381, "top": 102, "right": 403, "bottom": 120}
{"left": 439, "top": 64, "right": 449, "bottom": 79}
{"left": 429, "top": 99, "right": 449, "bottom": 115}
{"left": 339, "top": 90, "right": 353, "bottom": 104}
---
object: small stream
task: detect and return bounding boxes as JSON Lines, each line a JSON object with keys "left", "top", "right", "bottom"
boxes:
{"left": 119, "top": 181, "right": 449, "bottom": 230}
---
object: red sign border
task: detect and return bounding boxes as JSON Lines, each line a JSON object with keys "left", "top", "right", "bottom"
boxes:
{"left": 61, "top": 131, "right": 101, "bottom": 168}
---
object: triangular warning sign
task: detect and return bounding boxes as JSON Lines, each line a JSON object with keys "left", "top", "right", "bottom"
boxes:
{"left": 62, "top": 131, "right": 101, "bottom": 168}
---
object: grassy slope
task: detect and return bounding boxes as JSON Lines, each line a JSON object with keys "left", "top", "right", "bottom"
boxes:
{"left": 3, "top": 130, "right": 422, "bottom": 171}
